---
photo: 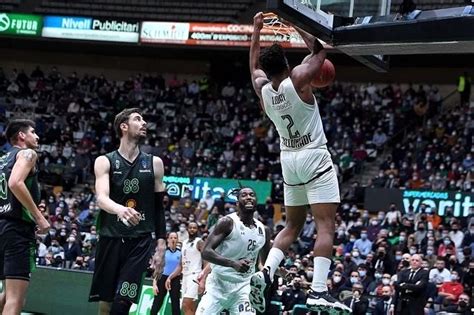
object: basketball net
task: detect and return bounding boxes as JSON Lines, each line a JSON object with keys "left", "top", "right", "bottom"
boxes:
{"left": 262, "top": 12, "right": 299, "bottom": 42}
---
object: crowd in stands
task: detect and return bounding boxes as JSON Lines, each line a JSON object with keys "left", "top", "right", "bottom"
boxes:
{"left": 369, "top": 85, "right": 474, "bottom": 192}
{"left": 1, "top": 65, "right": 473, "bottom": 313}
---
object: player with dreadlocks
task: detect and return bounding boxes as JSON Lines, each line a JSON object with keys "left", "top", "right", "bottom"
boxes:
{"left": 195, "top": 186, "right": 271, "bottom": 315}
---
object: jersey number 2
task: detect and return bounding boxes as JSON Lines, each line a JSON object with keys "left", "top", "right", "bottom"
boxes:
{"left": 281, "top": 115, "right": 300, "bottom": 139}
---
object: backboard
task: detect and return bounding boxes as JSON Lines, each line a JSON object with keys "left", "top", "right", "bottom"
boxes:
{"left": 267, "top": 0, "right": 474, "bottom": 72}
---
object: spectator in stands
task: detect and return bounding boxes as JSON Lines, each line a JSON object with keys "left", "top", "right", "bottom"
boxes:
{"left": 64, "top": 234, "right": 82, "bottom": 268}
{"left": 437, "top": 271, "right": 464, "bottom": 304}
{"left": 280, "top": 278, "right": 306, "bottom": 314}
{"left": 429, "top": 258, "right": 451, "bottom": 286}
{"left": 342, "top": 282, "right": 369, "bottom": 315}
{"left": 353, "top": 229, "right": 372, "bottom": 259}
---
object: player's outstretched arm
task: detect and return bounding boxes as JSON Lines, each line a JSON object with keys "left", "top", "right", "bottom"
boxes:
{"left": 152, "top": 156, "right": 167, "bottom": 279}
{"left": 250, "top": 12, "right": 269, "bottom": 108}
{"left": 94, "top": 155, "right": 141, "bottom": 225}
{"left": 291, "top": 36, "right": 326, "bottom": 88}
{"left": 9, "top": 149, "right": 50, "bottom": 233}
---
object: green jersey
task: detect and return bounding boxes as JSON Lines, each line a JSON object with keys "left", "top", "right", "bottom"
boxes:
{"left": 0, "top": 147, "right": 39, "bottom": 226}
{"left": 96, "top": 150, "right": 156, "bottom": 238}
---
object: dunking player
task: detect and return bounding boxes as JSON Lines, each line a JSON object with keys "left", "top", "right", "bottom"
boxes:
{"left": 196, "top": 187, "right": 271, "bottom": 315}
{"left": 249, "top": 12, "right": 352, "bottom": 314}
{"left": 0, "top": 119, "right": 50, "bottom": 314}
{"left": 89, "top": 108, "right": 166, "bottom": 315}
{"left": 165, "top": 222, "right": 204, "bottom": 315}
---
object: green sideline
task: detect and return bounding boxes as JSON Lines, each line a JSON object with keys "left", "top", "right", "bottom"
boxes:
{"left": 16, "top": 267, "right": 174, "bottom": 315}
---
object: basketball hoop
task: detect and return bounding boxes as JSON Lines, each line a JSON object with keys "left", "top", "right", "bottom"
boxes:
{"left": 262, "top": 12, "right": 298, "bottom": 41}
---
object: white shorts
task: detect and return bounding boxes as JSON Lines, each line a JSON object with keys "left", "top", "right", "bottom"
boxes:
{"left": 182, "top": 273, "right": 199, "bottom": 300}
{"left": 196, "top": 273, "right": 255, "bottom": 315}
{"left": 281, "top": 147, "right": 340, "bottom": 206}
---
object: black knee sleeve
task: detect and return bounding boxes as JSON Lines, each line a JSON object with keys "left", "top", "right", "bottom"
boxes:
{"left": 110, "top": 298, "right": 132, "bottom": 315}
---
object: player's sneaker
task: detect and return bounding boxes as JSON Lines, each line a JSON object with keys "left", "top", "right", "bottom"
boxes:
{"left": 249, "top": 268, "right": 271, "bottom": 313}
{"left": 306, "top": 290, "right": 352, "bottom": 314}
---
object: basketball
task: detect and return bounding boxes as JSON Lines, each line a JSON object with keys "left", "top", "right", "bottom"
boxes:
{"left": 311, "top": 59, "right": 336, "bottom": 88}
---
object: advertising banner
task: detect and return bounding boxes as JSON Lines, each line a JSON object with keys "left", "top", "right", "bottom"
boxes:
{"left": 364, "top": 188, "right": 473, "bottom": 217}
{"left": 163, "top": 175, "right": 193, "bottom": 198}
{"left": 140, "top": 21, "right": 305, "bottom": 48}
{"left": 42, "top": 15, "right": 139, "bottom": 42}
{"left": 0, "top": 13, "right": 42, "bottom": 36}
{"left": 192, "top": 177, "right": 272, "bottom": 205}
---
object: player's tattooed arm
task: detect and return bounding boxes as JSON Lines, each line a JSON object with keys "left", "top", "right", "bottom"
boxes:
{"left": 21, "top": 149, "right": 37, "bottom": 163}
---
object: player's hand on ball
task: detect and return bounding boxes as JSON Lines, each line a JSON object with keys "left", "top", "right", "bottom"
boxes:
{"left": 118, "top": 206, "right": 142, "bottom": 226}
{"left": 165, "top": 278, "right": 172, "bottom": 291}
{"left": 232, "top": 259, "right": 251, "bottom": 273}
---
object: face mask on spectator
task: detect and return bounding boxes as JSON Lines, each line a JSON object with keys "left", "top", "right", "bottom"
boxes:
{"left": 399, "top": 236, "right": 405, "bottom": 242}
{"left": 427, "top": 250, "right": 434, "bottom": 256}
{"left": 306, "top": 271, "right": 313, "bottom": 279}
{"left": 349, "top": 237, "right": 356, "bottom": 243}
{"left": 382, "top": 278, "right": 391, "bottom": 285}
{"left": 470, "top": 228, "right": 474, "bottom": 234}
{"left": 359, "top": 270, "right": 366, "bottom": 277}
{"left": 395, "top": 255, "right": 402, "bottom": 261}
{"left": 444, "top": 239, "right": 451, "bottom": 246}
{"left": 409, "top": 248, "right": 417, "bottom": 255}
{"left": 361, "top": 233, "right": 368, "bottom": 240}
{"left": 352, "top": 251, "right": 360, "bottom": 258}
{"left": 375, "top": 273, "right": 382, "bottom": 279}
{"left": 333, "top": 275, "right": 342, "bottom": 283}
{"left": 179, "top": 226, "right": 186, "bottom": 232}
{"left": 60, "top": 232, "right": 66, "bottom": 237}
{"left": 451, "top": 274, "right": 458, "bottom": 281}
{"left": 350, "top": 277, "right": 358, "bottom": 284}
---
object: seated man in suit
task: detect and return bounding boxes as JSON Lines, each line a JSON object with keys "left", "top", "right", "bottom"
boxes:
{"left": 342, "top": 282, "right": 369, "bottom": 315}
{"left": 374, "top": 285, "right": 393, "bottom": 315}
{"left": 391, "top": 254, "right": 429, "bottom": 315}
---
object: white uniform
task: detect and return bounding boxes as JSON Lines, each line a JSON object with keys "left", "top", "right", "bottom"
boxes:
{"left": 181, "top": 237, "right": 202, "bottom": 300}
{"left": 196, "top": 213, "right": 266, "bottom": 315}
{"left": 261, "top": 77, "right": 340, "bottom": 206}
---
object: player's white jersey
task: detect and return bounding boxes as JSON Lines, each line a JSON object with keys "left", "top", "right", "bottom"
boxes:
{"left": 261, "top": 77, "right": 327, "bottom": 151}
{"left": 182, "top": 237, "right": 202, "bottom": 275}
{"left": 211, "top": 212, "right": 266, "bottom": 282}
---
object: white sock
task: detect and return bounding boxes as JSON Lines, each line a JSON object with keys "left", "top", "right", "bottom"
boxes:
{"left": 264, "top": 248, "right": 285, "bottom": 278}
{"left": 312, "top": 256, "right": 332, "bottom": 292}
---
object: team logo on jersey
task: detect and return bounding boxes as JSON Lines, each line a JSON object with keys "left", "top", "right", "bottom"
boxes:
{"left": 141, "top": 159, "right": 148, "bottom": 169}
{"left": 258, "top": 227, "right": 263, "bottom": 235}
{"left": 115, "top": 160, "right": 120, "bottom": 170}
{"left": 126, "top": 199, "right": 136, "bottom": 208}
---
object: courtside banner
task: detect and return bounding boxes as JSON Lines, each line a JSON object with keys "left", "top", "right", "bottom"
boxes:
{"left": 0, "top": 13, "right": 42, "bottom": 36}
{"left": 364, "top": 188, "right": 473, "bottom": 217}
{"left": 163, "top": 175, "right": 193, "bottom": 198}
{"left": 140, "top": 21, "right": 305, "bottom": 48}
{"left": 192, "top": 177, "right": 272, "bottom": 205}
{"left": 42, "top": 16, "right": 139, "bottom": 42}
